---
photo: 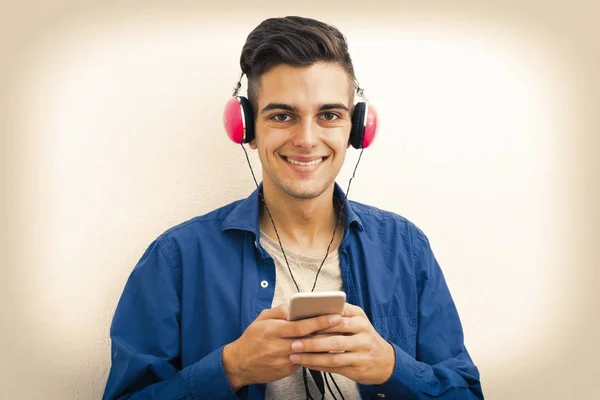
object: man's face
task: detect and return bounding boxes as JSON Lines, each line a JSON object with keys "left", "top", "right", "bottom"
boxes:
{"left": 250, "top": 62, "right": 353, "bottom": 200}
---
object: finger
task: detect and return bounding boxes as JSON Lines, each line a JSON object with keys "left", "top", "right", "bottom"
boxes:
{"left": 256, "top": 304, "right": 288, "bottom": 321}
{"left": 291, "top": 334, "right": 367, "bottom": 354}
{"left": 289, "top": 351, "right": 361, "bottom": 369}
{"left": 315, "top": 316, "right": 369, "bottom": 335}
{"left": 341, "top": 303, "right": 367, "bottom": 318}
{"left": 306, "top": 333, "right": 338, "bottom": 340}
{"left": 280, "top": 313, "right": 342, "bottom": 338}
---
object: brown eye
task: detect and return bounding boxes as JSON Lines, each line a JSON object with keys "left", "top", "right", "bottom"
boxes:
{"left": 272, "top": 114, "right": 291, "bottom": 122}
{"left": 322, "top": 112, "right": 339, "bottom": 121}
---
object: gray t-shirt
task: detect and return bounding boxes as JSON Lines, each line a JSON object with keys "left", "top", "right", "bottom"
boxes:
{"left": 260, "top": 231, "right": 362, "bottom": 400}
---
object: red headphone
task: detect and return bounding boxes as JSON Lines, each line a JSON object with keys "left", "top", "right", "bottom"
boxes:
{"left": 223, "top": 74, "right": 378, "bottom": 149}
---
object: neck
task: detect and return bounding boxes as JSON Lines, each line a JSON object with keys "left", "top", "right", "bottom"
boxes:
{"left": 259, "top": 183, "right": 343, "bottom": 256}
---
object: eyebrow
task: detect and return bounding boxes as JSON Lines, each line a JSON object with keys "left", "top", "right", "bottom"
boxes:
{"left": 319, "top": 103, "right": 349, "bottom": 112}
{"left": 260, "top": 102, "right": 349, "bottom": 114}
{"left": 260, "top": 103, "right": 297, "bottom": 114}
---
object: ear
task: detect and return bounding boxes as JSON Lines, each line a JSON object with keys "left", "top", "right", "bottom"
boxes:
{"left": 248, "top": 140, "right": 257, "bottom": 150}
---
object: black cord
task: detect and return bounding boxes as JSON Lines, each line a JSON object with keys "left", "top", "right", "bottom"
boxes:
{"left": 241, "top": 144, "right": 301, "bottom": 292}
{"left": 302, "top": 367, "right": 312, "bottom": 400}
{"left": 310, "top": 148, "right": 364, "bottom": 291}
{"left": 242, "top": 143, "right": 365, "bottom": 294}
{"left": 323, "top": 372, "right": 338, "bottom": 400}
{"left": 329, "top": 373, "right": 346, "bottom": 400}
{"left": 241, "top": 144, "right": 365, "bottom": 400}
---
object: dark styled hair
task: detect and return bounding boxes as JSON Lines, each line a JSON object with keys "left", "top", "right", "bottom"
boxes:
{"left": 240, "top": 16, "right": 356, "bottom": 111}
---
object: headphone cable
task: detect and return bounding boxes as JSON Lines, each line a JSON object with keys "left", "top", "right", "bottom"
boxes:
{"left": 241, "top": 143, "right": 365, "bottom": 400}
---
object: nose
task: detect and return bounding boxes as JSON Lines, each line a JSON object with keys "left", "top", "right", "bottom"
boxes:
{"left": 291, "top": 119, "right": 319, "bottom": 149}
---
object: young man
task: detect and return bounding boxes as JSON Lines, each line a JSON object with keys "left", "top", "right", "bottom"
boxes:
{"left": 103, "top": 16, "right": 484, "bottom": 400}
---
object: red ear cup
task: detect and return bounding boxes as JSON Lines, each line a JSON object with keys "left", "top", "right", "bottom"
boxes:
{"left": 350, "top": 102, "right": 378, "bottom": 149}
{"left": 223, "top": 96, "right": 255, "bottom": 144}
{"left": 361, "top": 103, "right": 378, "bottom": 148}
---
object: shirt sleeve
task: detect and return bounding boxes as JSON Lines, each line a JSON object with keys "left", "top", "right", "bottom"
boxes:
{"left": 102, "top": 239, "right": 242, "bottom": 400}
{"left": 372, "top": 230, "right": 484, "bottom": 399}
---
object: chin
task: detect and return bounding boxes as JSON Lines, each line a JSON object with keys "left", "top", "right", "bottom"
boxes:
{"left": 280, "top": 181, "right": 332, "bottom": 200}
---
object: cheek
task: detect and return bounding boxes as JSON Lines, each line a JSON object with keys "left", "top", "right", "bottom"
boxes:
{"left": 328, "top": 134, "right": 351, "bottom": 154}
{"left": 256, "top": 131, "right": 286, "bottom": 159}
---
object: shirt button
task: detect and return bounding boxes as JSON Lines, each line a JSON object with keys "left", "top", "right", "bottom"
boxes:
{"left": 260, "top": 280, "right": 269, "bottom": 288}
{"left": 377, "top": 394, "right": 386, "bottom": 398}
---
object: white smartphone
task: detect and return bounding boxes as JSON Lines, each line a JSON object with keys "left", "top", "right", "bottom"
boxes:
{"left": 287, "top": 291, "right": 347, "bottom": 321}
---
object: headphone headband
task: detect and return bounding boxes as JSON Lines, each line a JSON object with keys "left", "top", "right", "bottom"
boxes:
{"left": 233, "top": 73, "right": 369, "bottom": 103}
{"left": 232, "top": 72, "right": 244, "bottom": 97}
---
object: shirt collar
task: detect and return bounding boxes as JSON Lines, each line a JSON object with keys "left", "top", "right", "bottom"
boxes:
{"left": 221, "top": 182, "right": 363, "bottom": 236}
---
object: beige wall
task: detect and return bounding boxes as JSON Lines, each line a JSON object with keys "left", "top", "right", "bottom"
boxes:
{"left": 1, "top": 1, "right": 598, "bottom": 399}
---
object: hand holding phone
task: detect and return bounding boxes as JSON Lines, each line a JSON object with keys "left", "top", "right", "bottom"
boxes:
{"left": 222, "top": 303, "right": 342, "bottom": 391}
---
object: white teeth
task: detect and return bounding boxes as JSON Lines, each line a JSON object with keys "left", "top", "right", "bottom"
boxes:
{"left": 286, "top": 157, "right": 323, "bottom": 166}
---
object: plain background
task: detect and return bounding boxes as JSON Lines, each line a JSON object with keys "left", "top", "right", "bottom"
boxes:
{"left": 1, "top": 0, "right": 598, "bottom": 399}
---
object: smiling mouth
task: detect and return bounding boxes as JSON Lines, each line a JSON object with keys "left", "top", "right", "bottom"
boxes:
{"left": 283, "top": 156, "right": 328, "bottom": 167}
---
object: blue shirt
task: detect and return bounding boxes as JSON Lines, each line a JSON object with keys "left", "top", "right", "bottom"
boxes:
{"left": 103, "top": 183, "right": 484, "bottom": 399}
